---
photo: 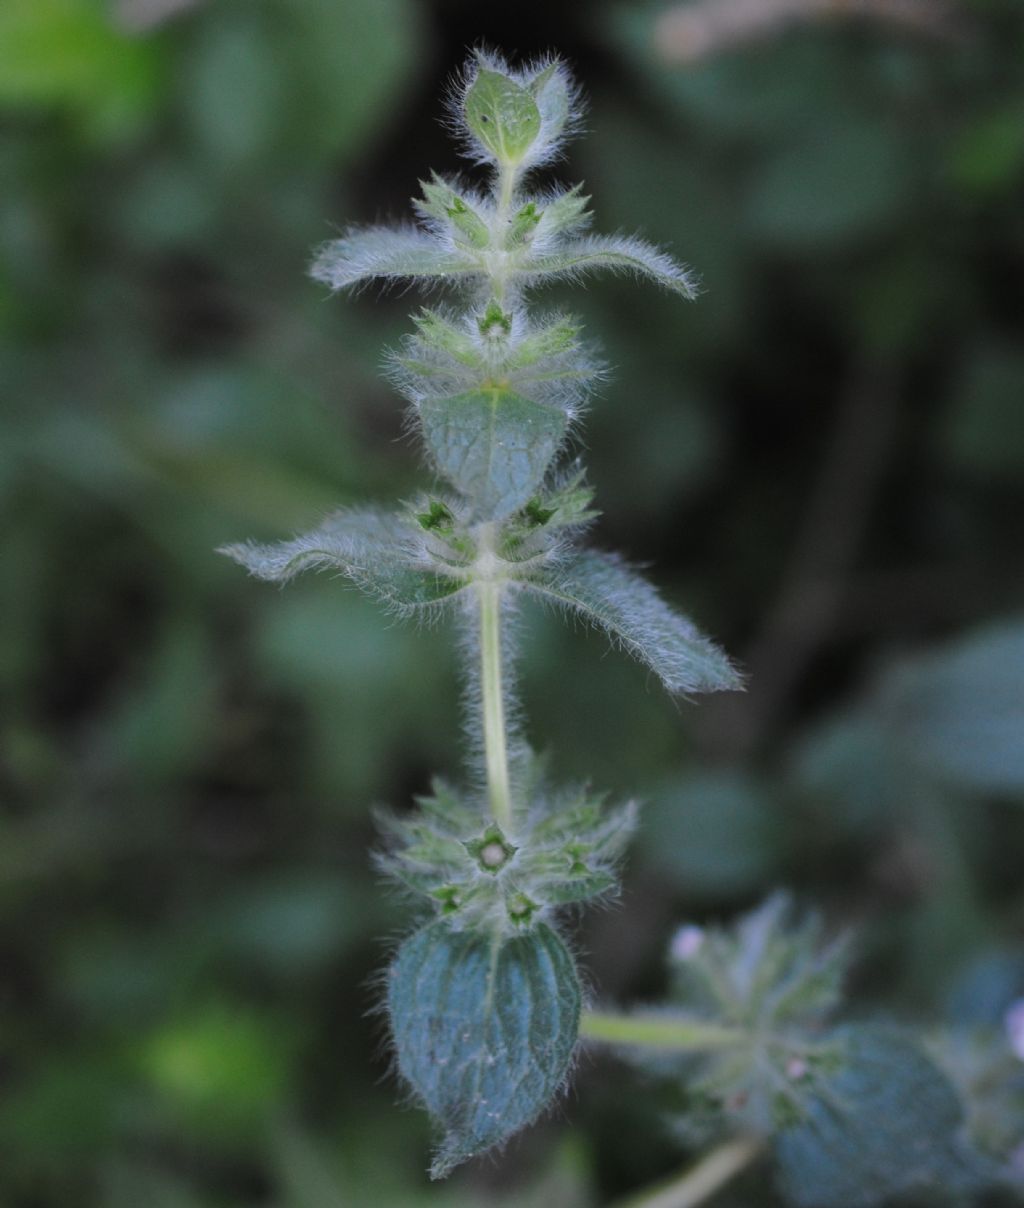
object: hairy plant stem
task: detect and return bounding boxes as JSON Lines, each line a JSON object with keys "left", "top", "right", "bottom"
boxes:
{"left": 497, "top": 165, "right": 517, "bottom": 221}
{"left": 478, "top": 576, "right": 513, "bottom": 833}
{"left": 491, "top": 160, "right": 520, "bottom": 306}
{"left": 581, "top": 1010, "right": 742, "bottom": 1051}
{"left": 613, "top": 1136, "right": 764, "bottom": 1208}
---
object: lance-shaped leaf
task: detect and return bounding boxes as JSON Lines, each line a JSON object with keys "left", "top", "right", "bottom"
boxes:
{"left": 388, "top": 920, "right": 580, "bottom": 1178}
{"left": 219, "top": 509, "right": 466, "bottom": 613}
{"left": 775, "top": 1025, "right": 983, "bottom": 1208}
{"left": 528, "top": 234, "right": 699, "bottom": 298}
{"left": 310, "top": 227, "right": 479, "bottom": 292}
{"left": 522, "top": 550, "right": 740, "bottom": 695}
{"left": 419, "top": 386, "right": 569, "bottom": 519}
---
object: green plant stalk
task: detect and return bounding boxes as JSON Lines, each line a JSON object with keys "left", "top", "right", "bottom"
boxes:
{"left": 478, "top": 578, "right": 513, "bottom": 832}
{"left": 492, "top": 159, "right": 518, "bottom": 305}
{"left": 472, "top": 148, "right": 520, "bottom": 833}
{"left": 581, "top": 1010, "right": 743, "bottom": 1051}
{"left": 614, "top": 1136, "right": 764, "bottom": 1208}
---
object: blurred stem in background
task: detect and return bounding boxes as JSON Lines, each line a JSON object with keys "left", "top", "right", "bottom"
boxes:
{"left": 612, "top": 1137, "right": 765, "bottom": 1208}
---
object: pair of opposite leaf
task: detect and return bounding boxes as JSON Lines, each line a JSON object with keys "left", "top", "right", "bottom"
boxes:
{"left": 221, "top": 52, "right": 740, "bottom": 1178}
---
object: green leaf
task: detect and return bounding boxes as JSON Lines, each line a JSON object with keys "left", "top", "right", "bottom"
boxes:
{"left": 310, "top": 228, "right": 477, "bottom": 291}
{"left": 507, "top": 201, "right": 542, "bottom": 247}
{"left": 667, "top": 895, "right": 848, "bottom": 1033}
{"left": 417, "top": 174, "right": 491, "bottom": 249}
{"left": 535, "top": 184, "right": 592, "bottom": 239}
{"left": 523, "top": 550, "right": 740, "bottom": 695}
{"left": 388, "top": 920, "right": 580, "bottom": 1178}
{"left": 464, "top": 65, "right": 541, "bottom": 166}
{"left": 529, "top": 235, "right": 698, "bottom": 297}
{"left": 775, "top": 1026, "right": 981, "bottom": 1208}
{"left": 218, "top": 509, "right": 466, "bottom": 613}
{"left": 418, "top": 387, "right": 569, "bottom": 519}
{"left": 409, "top": 309, "right": 482, "bottom": 367}
{"left": 506, "top": 316, "right": 583, "bottom": 369}
{"left": 530, "top": 868, "right": 617, "bottom": 904}
{"left": 877, "top": 619, "right": 1024, "bottom": 796}
{"left": 529, "top": 62, "right": 573, "bottom": 146}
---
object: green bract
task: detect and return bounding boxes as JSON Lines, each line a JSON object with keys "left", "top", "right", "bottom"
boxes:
{"left": 221, "top": 51, "right": 738, "bottom": 1177}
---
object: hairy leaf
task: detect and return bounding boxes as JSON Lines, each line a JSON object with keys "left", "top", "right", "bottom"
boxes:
{"left": 218, "top": 509, "right": 465, "bottom": 612}
{"left": 775, "top": 1026, "right": 981, "bottom": 1208}
{"left": 506, "top": 316, "right": 583, "bottom": 369}
{"left": 419, "top": 387, "right": 569, "bottom": 519}
{"left": 529, "top": 62, "right": 573, "bottom": 148}
{"left": 464, "top": 65, "right": 541, "bottom": 166}
{"left": 523, "top": 550, "right": 740, "bottom": 695}
{"left": 666, "top": 895, "right": 849, "bottom": 1031}
{"left": 535, "top": 184, "right": 592, "bottom": 240}
{"left": 388, "top": 920, "right": 580, "bottom": 1177}
{"left": 416, "top": 173, "right": 491, "bottom": 249}
{"left": 310, "top": 227, "right": 477, "bottom": 291}
{"left": 529, "top": 235, "right": 698, "bottom": 297}
{"left": 408, "top": 308, "right": 484, "bottom": 367}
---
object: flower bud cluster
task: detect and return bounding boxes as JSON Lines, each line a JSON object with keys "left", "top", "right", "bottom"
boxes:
{"left": 378, "top": 772, "right": 636, "bottom": 938}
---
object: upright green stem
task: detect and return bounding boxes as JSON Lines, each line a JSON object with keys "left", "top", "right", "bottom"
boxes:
{"left": 491, "top": 160, "right": 520, "bottom": 306}
{"left": 613, "top": 1136, "right": 764, "bottom": 1208}
{"left": 478, "top": 578, "right": 513, "bottom": 832}
{"left": 473, "top": 159, "right": 522, "bottom": 829}
{"left": 496, "top": 161, "right": 518, "bottom": 227}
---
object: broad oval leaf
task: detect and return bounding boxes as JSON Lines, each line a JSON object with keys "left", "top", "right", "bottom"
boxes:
{"left": 464, "top": 66, "right": 541, "bottom": 165}
{"left": 419, "top": 387, "right": 568, "bottom": 519}
{"left": 388, "top": 919, "right": 580, "bottom": 1178}
{"left": 775, "top": 1025, "right": 981, "bottom": 1208}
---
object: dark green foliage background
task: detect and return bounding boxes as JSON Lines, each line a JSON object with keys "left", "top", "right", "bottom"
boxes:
{"left": 2, "top": 0, "right": 1023, "bottom": 1204}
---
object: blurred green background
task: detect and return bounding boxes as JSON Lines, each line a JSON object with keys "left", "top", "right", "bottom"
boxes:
{"left": 2, "top": 0, "right": 1023, "bottom": 1204}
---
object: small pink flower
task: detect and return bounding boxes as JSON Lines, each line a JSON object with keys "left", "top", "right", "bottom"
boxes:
{"left": 671, "top": 925, "right": 705, "bottom": 961}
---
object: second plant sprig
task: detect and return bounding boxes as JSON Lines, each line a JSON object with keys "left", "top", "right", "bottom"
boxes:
{"left": 221, "top": 51, "right": 739, "bottom": 1177}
